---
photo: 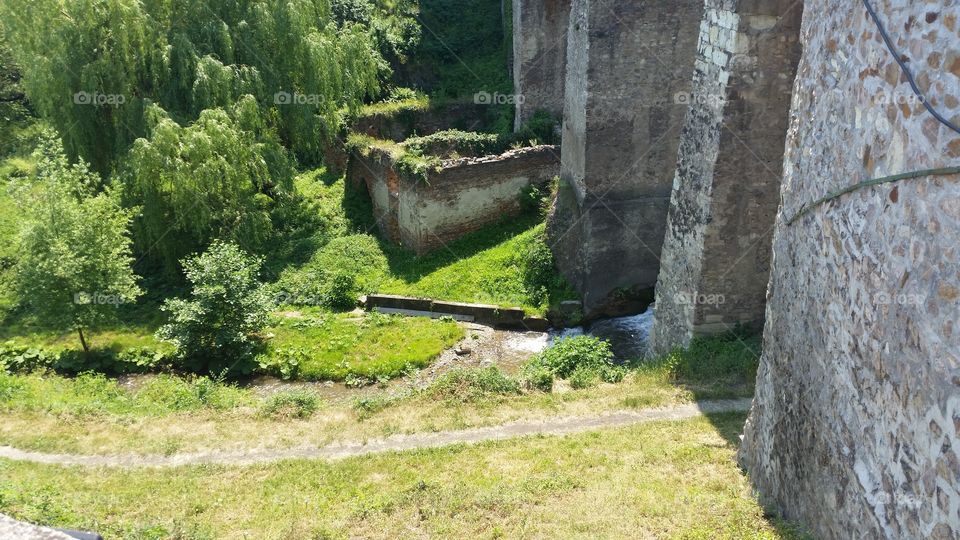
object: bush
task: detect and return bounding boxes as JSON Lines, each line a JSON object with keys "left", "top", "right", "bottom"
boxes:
{"left": 519, "top": 362, "right": 554, "bottom": 392}
{"left": 568, "top": 366, "right": 598, "bottom": 390}
{"left": 529, "top": 336, "right": 615, "bottom": 379}
{"left": 322, "top": 272, "right": 359, "bottom": 311}
{"left": 524, "top": 336, "right": 625, "bottom": 389}
{"left": 157, "top": 242, "right": 272, "bottom": 376}
{"left": 428, "top": 367, "right": 520, "bottom": 403}
{"left": 259, "top": 391, "right": 320, "bottom": 419}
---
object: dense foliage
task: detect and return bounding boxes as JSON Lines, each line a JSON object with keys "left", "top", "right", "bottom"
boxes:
{"left": 122, "top": 97, "right": 294, "bottom": 272}
{"left": 524, "top": 336, "right": 625, "bottom": 390}
{"left": 0, "top": 0, "right": 395, "bottom": 171}
{"left": 157, "top": 242, "right": 272, "bottom": 375}
{"left": 13, "top": 132, "right": 141, "bottom": 354}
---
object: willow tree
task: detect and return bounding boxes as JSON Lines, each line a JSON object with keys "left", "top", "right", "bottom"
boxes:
{"left": 122, "top": 96, "right": 294, "bottom": 273}
{"left": 0, "top": 0, "right": 387, "bottom": 169}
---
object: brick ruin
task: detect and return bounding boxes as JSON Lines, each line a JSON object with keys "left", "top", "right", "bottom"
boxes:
{"left": 650, "top": 0, "right": 802, "bottom": 353}
{"left": 547, "top": 0, "right": 703, "bottom": 318}
{"left": 351, "top": 144, "right": 558, "bottom": 254}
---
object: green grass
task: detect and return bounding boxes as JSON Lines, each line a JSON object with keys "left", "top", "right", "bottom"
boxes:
{"left": 265, "top": 309, "right": 463, "bottom": 381}
{"left": 0, "top": 414, "right": 808, "bottom": 539}
{"left": 0, "top": 334, "right": 762, "bottom": 455}
{"left": 276, "top": 169, "right": 576, "bottom": 315}
{"left": 0, "top": 371, "right": 252, "bottom": 417}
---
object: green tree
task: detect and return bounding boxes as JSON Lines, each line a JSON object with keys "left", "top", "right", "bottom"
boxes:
{"left": 157, "top": 241, "right": 272, "bottom": 376}
{"left": 14, "top": 131, "right": 142, "bottom": 355}
{"left": 0, "top": 0, "right": 386, "bottom": 170}
{"left": 121, "top": 96, "right": 293, "bottom": 273}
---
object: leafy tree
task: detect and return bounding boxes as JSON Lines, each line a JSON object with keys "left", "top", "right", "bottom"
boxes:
{"left": 14, "top": 131, "right": 141, "bottom": 355}
{"left": 121, "top": 96, "right": 293, "bottom": 273}
{"left": 0, "top": 0, "right": 388, "bottom": 170}
{"left": 157, "top": 241, "right": 272, "bottom": 376}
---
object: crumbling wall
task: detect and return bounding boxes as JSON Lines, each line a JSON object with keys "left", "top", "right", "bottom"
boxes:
{"left": 650, "top": 0, "right": 802, "bottom": 353}
{"left": 354, "top": 146, "right": 559, "bottom": 254}
{"left": 548, "top": 0, "right": 703, "bottom": 318}
{"left": 740, "top": 1, "right": 960, "bottom": 538}
{"left": 512, "top": 0, "right": 571, "bottom": 129}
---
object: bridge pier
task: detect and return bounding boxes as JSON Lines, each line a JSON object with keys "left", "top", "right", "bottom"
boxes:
{"left": 650, "top": 0, "right": 802, "bottom": 353}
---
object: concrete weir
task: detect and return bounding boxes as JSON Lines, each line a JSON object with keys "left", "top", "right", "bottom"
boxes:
{"left": 548, "top": 0, "right": 704, "bottom": 318}
{"left": 650, "top": 0, "right": 802, "bottom": 353}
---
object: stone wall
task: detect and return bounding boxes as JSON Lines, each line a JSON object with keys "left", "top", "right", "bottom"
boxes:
{"left": 352, "top": 146, "right": 559, "bottom": 254}
{"left": 740, "top": 1, "right": 960, "bottom": 538}
{"left": 512, "top": 0, "right": 571, "bottom": 129}
{"left": 650, "top": 0, "right": 802, "bottom": 354}
{"left": 548, "top": 0, "right": 704, "bottom": 318}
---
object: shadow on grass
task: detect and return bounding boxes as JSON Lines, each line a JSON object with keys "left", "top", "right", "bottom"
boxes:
{"left": 665, "top": 332, "right": 814, "bottom": 540}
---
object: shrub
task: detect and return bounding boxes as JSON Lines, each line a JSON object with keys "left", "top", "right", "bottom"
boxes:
{"left": 260, "top": 391, "right": 320, "bottom": 419}
{"left": 519, "top": 362, "right": 554, "bottom": 392}
{"left": 322, "top": 272, "right": 359, "bottom": 311}
{"left": 568, "top": 366, "right": 598, "bottom": 390}
{"left": 529, "top": 336, "right": 615, "bottom": 379}
{"left": 157, "top": 242, "right": 272, "bottom": 376}
{"left": 428, "top": 367, "right": 520, "bottom": 403}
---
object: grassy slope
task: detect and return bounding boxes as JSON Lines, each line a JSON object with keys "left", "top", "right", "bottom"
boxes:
{"left": 0, "top": 415, "right": 809, "bottom": 539}
{"left": 0, "top": 335, "right": 760, "bottom": 455}
{"left": 279, "top": 169, "right": 576, "bottom": 314}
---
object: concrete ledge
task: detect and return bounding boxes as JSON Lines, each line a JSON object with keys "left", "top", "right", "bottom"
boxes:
{"left": 362, "top": 294, "right": 541, "bottom": 329}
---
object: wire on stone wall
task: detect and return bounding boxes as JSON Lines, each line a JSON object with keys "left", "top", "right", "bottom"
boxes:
{"left": 863, "top": 0, "right": 960, "bottom": 135}
{"left": 785, "top": 3, "right": 960, "bottom": 226}
{"left": 786, "top": 166, "right": 960, "bottom": 225}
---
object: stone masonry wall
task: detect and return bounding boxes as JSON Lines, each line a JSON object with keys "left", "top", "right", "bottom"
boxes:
{"left": 548, "top": 0, "right": 703, "bottom": 318}
{"left": 512, "top": 0, "right": 571, "bottom": 129}
{"left": 354, "top": 146, "right": 559, "bottom": 254}
{"left": 740, "top": 1, "right": 960, "bottom": 538}
{"left": 650, "top": 0, "right": 802, "bottom": 354}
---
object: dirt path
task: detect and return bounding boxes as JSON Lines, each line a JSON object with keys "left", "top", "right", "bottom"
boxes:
{"left": 0, "top": 399, "right": 752, "bottom": 469}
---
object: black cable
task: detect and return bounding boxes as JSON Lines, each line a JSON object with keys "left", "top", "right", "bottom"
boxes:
{"left": 862, "top": 0, "right": 960, "bottom": 135}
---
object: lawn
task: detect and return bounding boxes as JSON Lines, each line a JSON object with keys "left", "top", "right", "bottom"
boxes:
{"left": 265, "top": 309, "right": 463, "bottom": 381}
{"left": 0, "top": 414, "right": 808, "bottom": 539}
{"left": 0, "top": 335, "right": 760, "bottom": 455}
